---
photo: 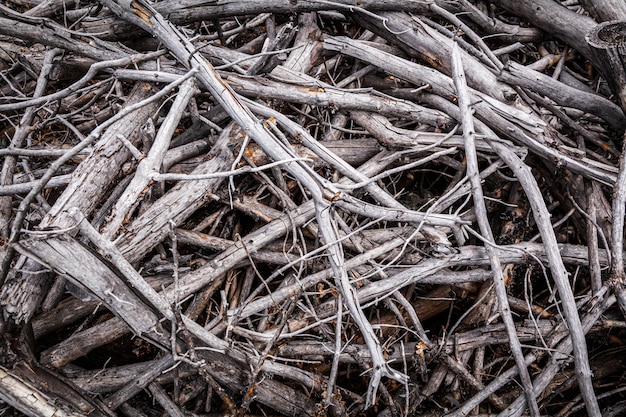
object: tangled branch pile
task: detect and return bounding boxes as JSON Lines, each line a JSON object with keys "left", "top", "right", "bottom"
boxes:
{"left": 2, "top": 0, "right": 626, "bottom": 416}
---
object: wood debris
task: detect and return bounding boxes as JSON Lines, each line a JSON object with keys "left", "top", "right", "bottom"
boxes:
{"left": 1, "top": 1, "right": 626, "bottom": 416}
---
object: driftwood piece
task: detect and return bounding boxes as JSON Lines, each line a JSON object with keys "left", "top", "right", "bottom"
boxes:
{"left": 2, "top": 1, "right": 626, "bottom": 416}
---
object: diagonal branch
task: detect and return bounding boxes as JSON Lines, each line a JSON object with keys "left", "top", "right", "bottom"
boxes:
{"left": 98, "top": 0, "right": 407, "bottom": 405}
{"left": 451, "top": 42, "right": 540, "bottom": 417}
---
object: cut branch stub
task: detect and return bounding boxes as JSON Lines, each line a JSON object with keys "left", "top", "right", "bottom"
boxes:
{"left": 586, "top": 20, "right": 626, "bottom": 112}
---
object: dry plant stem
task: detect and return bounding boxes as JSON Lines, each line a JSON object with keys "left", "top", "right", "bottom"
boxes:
{"left": 0, "top": 73, "right": 191, "bottom": 287}
{"left": 147, "top": 383, "right": 185, "bottom": 417}
{"left": 322, "top": 36, "right": 617, "bottom": 185}
{"left": 305, "top": 242, "right": 604, "bottom": 318}
{"left": 118, "top": 403, "right": 148, "bottom": 417}
{"left": 498, "top": 289, "right": 612, "bottom": 417}
{"left": 325, "top": 293, "right": 342, "bottom": 408}
{"left": 31, "top": 298, "right": 101, "bottom": 339}
{"left": 40, "top": 315, "right": 130, "bottom": 369}
{"left": 173, "top": 309, "right": 236, "bottom": 414}
{"left": 242, "top": 63, "right": 452, "bottom": 228}
{"left": 73, "top": 321, "right": 550, "bottom": 387}
{"left": 179, "top": 315, "right": 329, "bottom": 395}
{"left": 67, "top": 208, "right": 174, "bottom": 322}
{"left": 579, "top": 0, "right": 626, "bottom": 21}
{"left": 236, "top": 236, "right": 407, "bottom": 319}
{"left": 585, "top": 181, "right": 603, "bottom": 294}
{"left": 14, "top": 234, "right": 171, "bottom": 349}
{"left": 114, "top": 69, "right": 462, "bottom": 240}
{"left": 244, "top": 90, "right": 460, "bottom": 248}
{"left": 277, "top": 321, "right": 562, "bottom": 364}
{"left": 498, "top": 61, "right": 626, "bottom": 130}
{"left": 392, "top": 290, "right": 430, "bottom": 345}
{"left": 37, "top": 84, "right": 158, "bottom": 234}
{"left": 609, "top": 136, "right": 626, "bottom": 316}
{"left": 22, "top": 0, "right": 67, "bottom": 17}
{"left": 324, "top": 37, "right": 603, "bottom": 411}
{"left": 496, "top": 0, "right": 596, "bottom": 63}
{"left": 429, "top": 1, "right": 503, "bottom": 71}
{"left": 0, "top": 149, "right": 93, "bottom": 157}
{"left": 98, "top": 0, "right": 406, "bottom": 405}
{"left": 143, "top": 60, "right": 449, "bottom": 194}
{"left": 123, "top": 0, "right": 434, "bottom": 21}
{"left": 439, "top": 354, "right": 506, "bottom": 410}
{"left": 28, "top": 184, "right": 353, "bottom": 393}
{"left": 0, "top": 365, "right": 81, "bottom": 417}
{"left": 244, "top": 95, "right": 463, "bottom": 241}
{"left": 16, "top": 220, "right": 316, "bottom": 414}
{"left": 0, "top": 14, "right": 124, "bottom": 62}
{"left": 324, "top": 146, "right": 458, "bottom": 191}
{"left": 334, "top": 192, "right": 459, "bottom": 228}
{"left": 171, "top": 197, "right": 312, "bottom": 300}
{"left": 281, "top": 12, "right": 321, "bottom": 73}
{"left": 348, "top": 111, "right": 470, "bottom": 148}
{"left": 79, "top": 0, "right": 458, "bottom": 40}
{"left": 25, "top": 200, "right": 386, "bottom": 408}
{"left": 0, "top": 51, "right": 162, "bottom": 113}
{"left": 225, "top": 72, "right": 454, "bottom": 128}
{"left": 237, "top": 297, "right": 303, "bottom": 416}
{"left": 244, "top": 240, "right": 602, "bottom": 345}
{"left": 154, "top": 157, "right": 312, "bottom": 182}
{"left": 0, "top": 175, "right": 72, "bottom": 197}
{"left": 318, "top": 206, "right": 408, "bottom": 407}
{"left": 451, "top": 42, "right": 540, "bottom": 417}
{"left": 101, "top": 75, "right": 198, "bottom": 239}
{"left": 29, "top": 236, "right": 605, "bottom": 361}
{"left": 353, "top": 10, "right": 513, "bottom": 101}
{"left": 143, "top": 69, "right": 453, "bottom": 134}
{"left": 113, "top": 123, "right": 235, "bottom": 263}
{"left": 445, "top": 354, "right": 535, "bottom": 417}
{"left": 73, "top": 356, "right": 184, "bottom": 394}
{"left": 0, "top": 83, "right": 160, "bottom": 323}
{"left": 0, "top": 48, "right": 60, "bottom": 239}
{"left": 104, "top": 355, "right": 175, "bottom": 410}
{"left": 486, "top": 145, "right": 601, "bottom": 416}
{"left": 450, "top": 0, "right": 542, "bottom": 43}
{"left": 3, "top": 2, "right": 623, "bottom": 414}
{"left": 449, "top": 288, "right": 613, "bottom": 417}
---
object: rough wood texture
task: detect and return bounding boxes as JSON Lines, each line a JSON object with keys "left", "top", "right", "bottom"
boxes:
{"left": 1, "top": 1, "right": 626, "bottom": 416}
{"left": 586, "top": 20, "right": 626, "bottom": 111}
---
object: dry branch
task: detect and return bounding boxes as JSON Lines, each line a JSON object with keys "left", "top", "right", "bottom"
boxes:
{"left": 1, "top": 1, "right": 626, "bottom": 416}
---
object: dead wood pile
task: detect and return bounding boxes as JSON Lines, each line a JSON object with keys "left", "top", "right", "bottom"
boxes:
{"left": 1, "top": 0, "right": 626, "bottom": 416}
